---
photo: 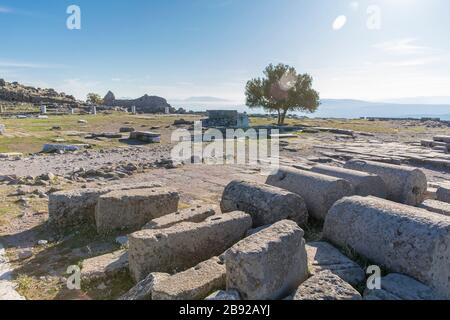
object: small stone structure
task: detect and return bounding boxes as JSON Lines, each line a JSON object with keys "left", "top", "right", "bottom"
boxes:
{"left": 202, "top": 110, "right": 249, "bottom": 128}
{"left": 0, "top": 124, "right": 5, "bottom": 135}
{"left": 129, "top": 131, "right": 161, "bottom": 143}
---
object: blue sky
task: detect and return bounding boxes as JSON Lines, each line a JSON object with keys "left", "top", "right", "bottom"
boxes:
{"left": 1, "top": 0, "right": 450, "bottom": 103}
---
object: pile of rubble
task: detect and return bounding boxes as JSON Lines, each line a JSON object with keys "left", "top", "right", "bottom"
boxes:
{"left": 45, "top": 158, "right": 449, "bottom": 300}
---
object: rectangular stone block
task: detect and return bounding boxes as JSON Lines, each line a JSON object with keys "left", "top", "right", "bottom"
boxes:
{"left": 48, "top": 182, "right": 161, "bottom": 229}
{"left": 152, "top": 257, "right": 226, "bottom": 300}
{"left": 129, "top": 212, "right": 252, "bottom": 282}
{"left": 224, "top": 220, "right": 308, "bottom": 300}
{"left": 436, "top": 185, "right": 450, "bottom": 204}
{"left": 95, "top": 188, "right": 179, "bottom": 234}
{"left": 305, "top": 241, "right": 365, "bottom": 286}
{"left": 143, "top": 204, "right": 217, "bottom": 230}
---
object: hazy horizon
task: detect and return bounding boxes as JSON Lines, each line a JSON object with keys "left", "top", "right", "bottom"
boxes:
{"left": 1, "top": 0, "right": 450, "bottom": 107}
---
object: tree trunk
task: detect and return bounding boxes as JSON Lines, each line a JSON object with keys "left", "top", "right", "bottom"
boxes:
{"left": 277, "top": 110, "right": 282, "bottom": 125}
{"left": 280, "top": 109, "right": 288, "bottom": 125}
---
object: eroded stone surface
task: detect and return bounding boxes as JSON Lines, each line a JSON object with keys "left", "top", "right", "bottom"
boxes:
{"left": 225, "top": 220, "right": 308, "bottom": 300}
{"left": 266, "top": 167, "right": 353, "bottom": 220}
{"left": 324, "top": 196, "right": 450, "bottom": 297}
{"left": 152, "top": 257, "right": 226, "bottom": 300}
{"left": 364, "top": 273, "right": 445, "bottom": 300}
{"left": 221, "top": 180, "right": 308, "bottom": 227}
{"left": 143, "top": 204, "right": 217, "bottom": 230}
{"left": 344, "top": 160, "right": 427, "bottom": 205}
{"left": 95, "top": 187, "right": 179, "bottom": 234}
{"left": 129, "top": 212, "right": 252, "bottom": 282}
{"left": 305, "top": 241, "right": 365, "bottom": 286}
{"left": 310, "top": 164, "right": 387, "bottom": 198}
{"left": 419, "top": 199, "right": 450, "bottom": 216}
{"left": 81, "top": 250, "right": 129, "bottom": 283}
{"left": 48, "top": 182, "right": 162, "bottom": 229}
{"left": 292, "top": 271, "right": 362, "bottom": 300}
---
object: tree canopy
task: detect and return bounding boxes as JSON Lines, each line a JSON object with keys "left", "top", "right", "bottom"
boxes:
{"left": 86, "top": 93, "right": 103, "bottom": 105}
{"left": 245, "top": 63, "right": 320, "bottom": 125}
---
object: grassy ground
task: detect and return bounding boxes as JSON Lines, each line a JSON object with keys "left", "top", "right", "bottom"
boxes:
{"left": 1, "top": 113, "right": 429, "bottom": 154}
{"left": 0, "top": 113, "right": 201, "bottom": 154}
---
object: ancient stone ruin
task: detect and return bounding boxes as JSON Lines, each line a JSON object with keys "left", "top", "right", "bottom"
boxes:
{"left": 43, "top": 159, "right": 449, "bottom": 301}
{"left": 202, "top": 110, "right": 250, "bottom": 128}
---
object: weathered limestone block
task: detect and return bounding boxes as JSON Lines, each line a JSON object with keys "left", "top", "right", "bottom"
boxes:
{"left": 225, "top": 220, "right": 308, "bottom": 300}
{"left": 129, "top": 212, "right": 252, "bottom": 282}
{"left": 205, "top": 290, "right": 241, "bottom": 300}
{"left": 305, "top": 241, "right": 365, "bottom": 286}
{"left": 48, "top": 182, "right": 161, "bottom": 229}
{"left": 95, "top": 188, "right": 179, "bottom": 234}
{"left": 266, "top": 167, "right": 353, "bottom": 220}
{"left": 81, "top": 250, "right": 128, "bottom": 283}
{"left": 291, "top": 271, "right": 362, "bottom": 300}
{"left": 364, "top": 273, "right": 445, "bottom": 300}
{"left": 119, "top": 272, "right": 170, "bottom": 300}
{"left": 0, "top": 124, "right": 5, "bottom": 135}
{"left": 419, "top": 199, "right": 450, "bottom": 216}
{"left": 344, "top": 160, "right": 427, "bottom": 205}
{"left": 152, "top": 257, "right": 226, "bottom": 300}
{"left": 143, "top": 205, "right": 217, "bottom": 230}
{"left": 220, "top": 180, "right": 308, "bottom": 227}
{"left": 310, "top": 164, "right": 387, "bottom": 198}
{"left": 324, "top": 196, "right": 450, "bottom": 297}
{"left": 436, "top": 185, "right": 450, "bottom": 204}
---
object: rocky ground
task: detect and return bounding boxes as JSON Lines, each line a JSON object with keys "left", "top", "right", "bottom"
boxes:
{"left": 0, "top": 117, "right": 449, "bottom": 300}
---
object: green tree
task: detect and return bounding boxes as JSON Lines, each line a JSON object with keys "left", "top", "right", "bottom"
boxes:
{"left": 86, "top": 93, "right": 103, "bottom": 105}
{"left": 245, "top": 63, "right": 320, "bottom": 125}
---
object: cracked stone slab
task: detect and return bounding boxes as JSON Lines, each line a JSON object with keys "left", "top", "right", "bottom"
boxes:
{"left": 305, "top": 241, "right": 365, "bottom": 286}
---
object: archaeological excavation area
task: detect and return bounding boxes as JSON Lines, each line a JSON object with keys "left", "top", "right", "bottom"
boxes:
{"left": 1, "top": 118, "right": 450, "bottom": 302}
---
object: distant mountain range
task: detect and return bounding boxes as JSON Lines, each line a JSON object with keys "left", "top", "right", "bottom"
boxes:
{"left": 170, "top": 97, "right": 450, "bottom": 120}
{"left": 315, "top": 99, "right": 450, "bottom": 119}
